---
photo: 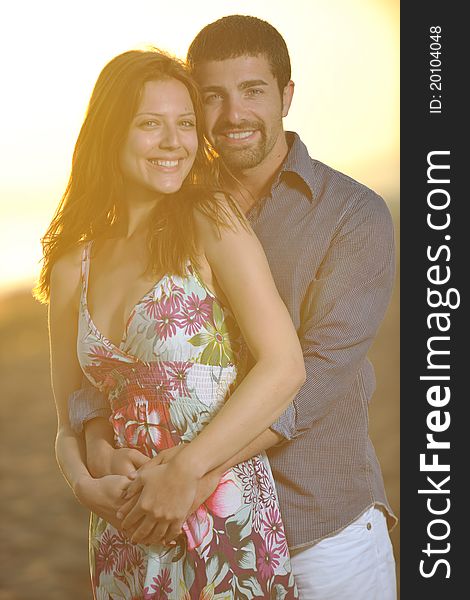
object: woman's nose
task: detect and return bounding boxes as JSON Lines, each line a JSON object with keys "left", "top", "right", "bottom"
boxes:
{"left": 159, "top": 125, "right": 180, "bottom": 150}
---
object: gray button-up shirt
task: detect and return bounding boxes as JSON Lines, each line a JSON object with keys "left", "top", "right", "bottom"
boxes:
{"left": 69, "top": 132, "right": 397, "bottom": 549}
{"left": 253, "top": 132, "right": 396, "bottom": 548}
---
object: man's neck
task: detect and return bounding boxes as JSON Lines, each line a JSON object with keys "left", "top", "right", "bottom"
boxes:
{"left": 225, "top": 132, "right": 290, "bottom": 214}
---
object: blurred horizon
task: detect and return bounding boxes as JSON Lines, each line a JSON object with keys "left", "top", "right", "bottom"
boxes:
{"left": 0, "top": 0, "right": 399, "bottom": 294}
{"left": 0, "top": 193, "right": 400, "bottom": 299}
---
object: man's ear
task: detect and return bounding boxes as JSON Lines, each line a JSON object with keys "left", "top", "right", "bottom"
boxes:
{"left": 282, "top": 80, "right": 295, "bottom": 118}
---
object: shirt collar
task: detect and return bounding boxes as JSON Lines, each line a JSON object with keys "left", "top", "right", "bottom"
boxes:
{"left": 274, "top": 131, "right": 315, "bottom": 201}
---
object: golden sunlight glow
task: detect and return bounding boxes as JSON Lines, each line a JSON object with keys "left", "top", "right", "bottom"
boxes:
{"left": 0, "top": 0, "right": 399, "bottom": 293}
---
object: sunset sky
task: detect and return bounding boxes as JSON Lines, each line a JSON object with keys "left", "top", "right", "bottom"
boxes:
{"left": 0, "top": 0, "right": 399, "bottom": 294}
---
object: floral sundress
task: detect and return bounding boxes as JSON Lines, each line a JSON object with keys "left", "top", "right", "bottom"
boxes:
{"left": 77, "top": 241, "right": 298, "bottom": 599}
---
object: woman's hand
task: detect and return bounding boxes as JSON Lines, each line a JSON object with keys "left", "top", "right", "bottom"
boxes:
{"left": 124, "top": 444, "right": 185, "bottom": 492}
{"left": 189, "top": 469, "right": 222, "bottom": 515}
{"left": 74, "top": 474, "right": 129, "bottom": 530}
{"left": 118, "top": 464, "right": 223, "bottom": 546}
{"left": 117, "top": 461, "right": 199, "bottom": 545}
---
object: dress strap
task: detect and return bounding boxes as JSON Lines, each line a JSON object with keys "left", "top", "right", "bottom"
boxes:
{"left": 80, "top": 241, "right": 93, "bottom": 301}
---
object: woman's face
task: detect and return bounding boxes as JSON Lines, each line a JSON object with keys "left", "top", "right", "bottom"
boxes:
{"left": 120, "top": 78, "right": 198, "bottom": 202}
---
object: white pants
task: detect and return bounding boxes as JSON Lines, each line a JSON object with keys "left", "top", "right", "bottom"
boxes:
{"left": 290, "top": 506, "right": 397, "bottom": 600}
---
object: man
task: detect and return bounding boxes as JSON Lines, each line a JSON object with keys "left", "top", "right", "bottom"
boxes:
{"left": 71, "top": 15, "right": 397, "bottom": 598}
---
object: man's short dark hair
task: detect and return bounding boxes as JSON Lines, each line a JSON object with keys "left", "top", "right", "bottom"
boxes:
{"left": 187, "top": 15, "right": 291, "bottom": 93}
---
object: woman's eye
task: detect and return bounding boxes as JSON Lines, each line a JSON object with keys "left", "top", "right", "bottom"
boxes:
{"left": 180, "top": 120, "right": 195, "bottom": 128}
{"left": 140, "top": 120, "right": 159, "bottom": 128}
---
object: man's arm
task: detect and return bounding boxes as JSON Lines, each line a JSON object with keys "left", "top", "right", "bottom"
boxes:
{"left": 69, "top": 380, "right": 148, "bottom": 477}
{"left": 68, "top": 376, "right": 110, "bottom": 433}
{"left": 70, "top": 384, "right": 282, "bottom": 477}
{"left": 271, "top": 191, "right": 395, "bottom": 442}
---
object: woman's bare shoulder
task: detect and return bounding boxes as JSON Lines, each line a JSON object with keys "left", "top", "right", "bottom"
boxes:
{"left": 193, "top": 192, "right": 250, "bottom": 241}
{"left": 50, "top": 242, "right": 87, "bottom": 299}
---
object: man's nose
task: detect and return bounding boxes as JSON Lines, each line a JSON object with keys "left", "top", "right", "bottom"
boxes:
{"left": 221, "top": 95, "right": 244, "bottom": 124}
{"left": 159, "top": 124, "right": 181, "bottom": 150}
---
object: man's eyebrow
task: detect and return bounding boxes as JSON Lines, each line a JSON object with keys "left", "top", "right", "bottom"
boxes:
{"left": 201, "top": 80, "right": 269, "bottom": 93}
{"left": 239, "top": 79, "right": 269, "bottom": 90}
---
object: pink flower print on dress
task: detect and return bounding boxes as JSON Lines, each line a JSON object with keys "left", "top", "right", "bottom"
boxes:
{"left": 88, "top": 345, "right": 114, "bottom": 361}
{"left": 113, "top": 529, "right": 146, "bottom": 578}
{"left": 179, "top": 293, "right": 212, "bottom": 335}
{"left": 144, "top": 568, "right": 173, "bottom": 600}
{"left": 166, "top": 361, "right": 191, "bottom": 397}
{"left": 152, "top": 377, "right": 174, "bottom": 404}
{"left": 261, "top": 506, "right": 289, "bottom": 556}
{"left": 205, "top": 473, "right": 243, "bottom": 518}
{"left": 153, "top": 297, "right": 182, "bottom": 340}
{"left": 112, "top": 397, "right": 173, "bottom": 455}
{"left": 143, "top": 296, "right": 161, "bottom": 319}
{"left": 164, "top": 279, "right": 186, "bottom": 311}
{"left": 84, "top": 359, "right": 122, "bottom": 393}
{"left": 179, "top": 307, "right": 202, "bottom": 336}
{"left": 183, "top": 472, "right": 242, "bottom": 551}
{"left": 256, "top": 541, "right": 280, "bottom": 581}
{"left": 96, "top": 530, "right": 119, "bottom": 576}
{"left": 185, "top": 292, "right": 212, "bottom": 324}
{"left": 183, "top": 504, "right": 214, "bottom": 552}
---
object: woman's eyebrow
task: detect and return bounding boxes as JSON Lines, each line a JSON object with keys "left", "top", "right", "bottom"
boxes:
{"left": 135, "top": 111, "right": 196, "bottom": 117}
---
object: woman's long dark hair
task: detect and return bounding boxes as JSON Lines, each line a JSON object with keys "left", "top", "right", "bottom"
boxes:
{"left": 34, "top": 48, "right": 245, "bottom": 303}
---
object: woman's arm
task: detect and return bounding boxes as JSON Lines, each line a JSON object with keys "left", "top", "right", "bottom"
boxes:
{"left": 122, "top": 204, "right": 305, "bottom": 543}
{"left": 172, "top": 206, "right": 306, "bottom": 473}
{"left": 48, "top": 249, "right": 129, "bottom": 526}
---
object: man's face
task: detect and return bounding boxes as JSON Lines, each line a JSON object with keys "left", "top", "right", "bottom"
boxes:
{"left": 194, "top": 54, "right": 292, "bottom": 172}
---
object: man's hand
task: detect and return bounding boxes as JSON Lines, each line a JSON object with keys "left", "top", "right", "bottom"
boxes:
{"left": 84, "top": 417, "right": 149, "bottom": 478}
{"left": 74, "top": 474, "right": 129, "bottom": 530}
{"left": 107, "top": 447, "right": 150, "bottom": 477}
{"left": 87, "top": 443, "right": 150, "bottom": 478}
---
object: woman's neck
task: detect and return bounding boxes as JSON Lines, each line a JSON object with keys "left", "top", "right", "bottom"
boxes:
{"left": 119, "top": 192, "right": 162, "bottom": 239}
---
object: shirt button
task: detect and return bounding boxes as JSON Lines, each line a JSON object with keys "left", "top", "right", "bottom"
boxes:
{"left": 366, "top": 522, "right": 372, "bottom": 530}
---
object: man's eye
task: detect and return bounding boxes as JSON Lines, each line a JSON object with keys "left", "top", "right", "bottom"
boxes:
{"left": 204, "top": 93, "right": 222, "bottom": 104}
{"left": 246, "top": 88, "right": 263, "bottom": 97}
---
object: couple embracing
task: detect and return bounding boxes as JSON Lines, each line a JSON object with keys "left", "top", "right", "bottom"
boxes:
{"left": 37, "top": 14, "right": 397, "bottom": 600}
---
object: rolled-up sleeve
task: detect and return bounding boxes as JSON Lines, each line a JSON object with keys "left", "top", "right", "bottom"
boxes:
{"left": 270, "top": 191, "right": 395, "bottom": 441}
{"left": 68, "top": 376, "right": 110, "bottom": 433}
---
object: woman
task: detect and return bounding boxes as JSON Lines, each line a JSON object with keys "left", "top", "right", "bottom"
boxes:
{"left": 35, "top": 49, "right": 305, "bottom": 599}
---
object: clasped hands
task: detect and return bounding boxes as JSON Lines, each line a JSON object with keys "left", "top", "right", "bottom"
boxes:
{"left": 92, "top": 445, "right": 221, "bottom": 547}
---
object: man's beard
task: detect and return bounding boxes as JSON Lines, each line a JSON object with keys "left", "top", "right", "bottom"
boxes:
{"left": 212, "top": 120, "right": 271, "bottom": 171}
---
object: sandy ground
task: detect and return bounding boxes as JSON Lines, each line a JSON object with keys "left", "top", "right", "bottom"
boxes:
{"left": 0, "top": 229, "right": 399, "bottom": 599}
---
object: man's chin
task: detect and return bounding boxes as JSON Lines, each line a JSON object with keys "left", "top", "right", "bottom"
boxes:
{"left": 218, "top": 146, "right": 264, "bottom": 171}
